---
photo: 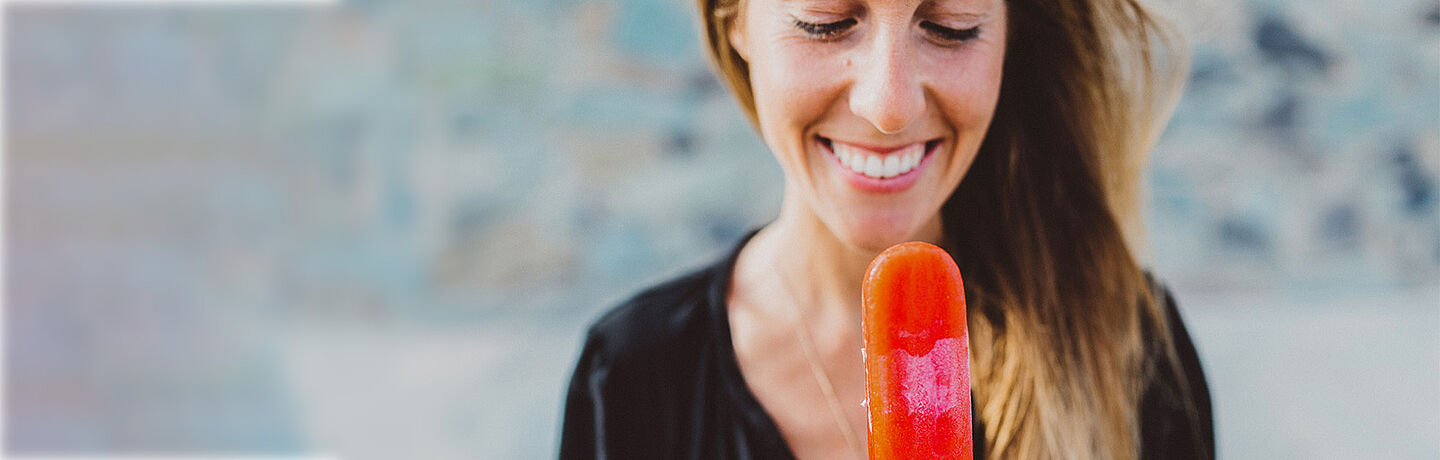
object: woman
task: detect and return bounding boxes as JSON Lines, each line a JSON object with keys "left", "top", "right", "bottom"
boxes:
{"left": 560, "top": 0, "right": 1213, "bottom": 457}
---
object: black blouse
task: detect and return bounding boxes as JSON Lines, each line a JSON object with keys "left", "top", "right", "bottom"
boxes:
{"left": 559, "top": 232, "right": 1214, "bottom": 459}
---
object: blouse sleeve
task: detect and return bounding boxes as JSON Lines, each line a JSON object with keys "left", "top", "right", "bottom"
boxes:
{"left": 558, "top": 320, "right": 676, "bottom": 460}
{"left": 558, "top": 330, "right": 608, "bottom": 460}
{"left": 1139, "top": 287, "right": 1217, "bottom": 460}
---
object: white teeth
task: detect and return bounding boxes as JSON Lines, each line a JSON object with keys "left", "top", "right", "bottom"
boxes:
{"left": 864, "top": 154, "right": 883, "bottom": 177}
{"left": 882, "top": 155, "right": 901, "bottom": 178}
{"left": 832, "top": 141, "right": 926, "bottom": 180}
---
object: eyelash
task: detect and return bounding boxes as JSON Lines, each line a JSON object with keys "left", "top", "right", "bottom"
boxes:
{"left": 921, "top": 22, "right": 981, "bottom": 42}
{"left": 794, "top": 18, "right": 857, "bottom": 39}
{"left": 792, "top": 18, "right": 981, "bottom": 44}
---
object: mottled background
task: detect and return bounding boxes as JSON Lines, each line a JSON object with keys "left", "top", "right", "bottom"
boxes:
{"left": 6, "top": 0, "right": 1438, "bottom": 458}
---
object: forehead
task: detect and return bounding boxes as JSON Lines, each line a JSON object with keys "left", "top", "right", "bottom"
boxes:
{"left": 767, "top": 0, "right": 1002, "bottom": 15}
{"left": 774, "top": 0, "right": 994, "bottom": 7}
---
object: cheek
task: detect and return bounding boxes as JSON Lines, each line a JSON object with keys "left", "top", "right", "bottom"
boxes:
{"left": 750, "top": 44, "right": 842, "bottom": 141}
{"left": 928, "top": 47, "right": 1005, "bottom": 138}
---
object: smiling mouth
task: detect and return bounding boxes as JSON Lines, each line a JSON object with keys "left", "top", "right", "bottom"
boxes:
{"left": 819, "top": 137, "right": 941, "bottom": 180}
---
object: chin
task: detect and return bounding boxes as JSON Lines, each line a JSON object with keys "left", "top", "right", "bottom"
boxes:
{"left": 830, "top": 209, "right": 934, "bottom": 255}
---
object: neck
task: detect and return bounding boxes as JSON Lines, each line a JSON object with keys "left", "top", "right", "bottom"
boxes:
{"left": 736, "top": 187, "right": 947, "bottom": 325}
{"left": 751, "top": 205, "right": 869, "bottom": 315}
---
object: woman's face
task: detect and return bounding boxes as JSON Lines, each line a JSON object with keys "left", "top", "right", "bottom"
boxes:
{"left": 731, "top": 0, "right": 1007, "bottom": 252}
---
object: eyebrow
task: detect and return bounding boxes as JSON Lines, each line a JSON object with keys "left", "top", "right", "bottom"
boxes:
{"left": 778, "top": 0, "right": 864, "bottom": 8}
{"left": 778, "top": 0, "right": 997, "bottom": 18}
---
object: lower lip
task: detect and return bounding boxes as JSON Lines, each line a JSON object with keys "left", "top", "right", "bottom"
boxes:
{"left": 822, "top": 139, "right": 937, "bottom": 194}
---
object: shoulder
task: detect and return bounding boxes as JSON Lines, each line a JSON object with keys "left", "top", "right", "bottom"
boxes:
{"left": 560, "top": 262, "right": 732, "bottom": 459}
{"left": 580, "top": 231, "right": 755, "bottom": 372}
{"left": 1137, "top": 275, "right": 1202, "bottom": 393}
{"left": 582, "top": 265, "right": 721, "bottom": 369}
{"left": 568, "top": 228, "right": 756, "bottom": 396}
{"left": 1138, "top": 275, "right": 1217, "bottom": 459}
{"left": 1139, "top": 274, "right": 1194, "bottom": 360}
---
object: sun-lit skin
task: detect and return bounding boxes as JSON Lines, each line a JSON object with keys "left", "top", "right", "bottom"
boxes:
{"left": 725, "top": 0, "right": 1008, "bottom": 458}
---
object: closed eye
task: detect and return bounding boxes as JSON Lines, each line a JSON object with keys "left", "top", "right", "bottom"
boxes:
{"left": 920, "top": 22, "right": 980, "bottom": 43}
{"left": 794, "top": 18, "right": 858, "bottom": 40}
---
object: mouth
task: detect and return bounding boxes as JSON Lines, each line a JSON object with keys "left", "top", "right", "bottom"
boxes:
{"left": 818, "top": 136, "right": 941, "bottom": 192}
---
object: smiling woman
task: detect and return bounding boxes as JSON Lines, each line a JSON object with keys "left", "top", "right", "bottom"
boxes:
{"left": 728, "top": 0, "right": 1006, "bottom": 253}
{"left": 559, "top": 0, "right": 1213, "bottom": 458}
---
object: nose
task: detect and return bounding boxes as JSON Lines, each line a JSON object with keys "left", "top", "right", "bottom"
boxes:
{"left": 848, "top": 29, "right": 925, "bottom": 135}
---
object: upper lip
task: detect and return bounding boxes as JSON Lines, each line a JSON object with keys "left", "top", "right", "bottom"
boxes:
{"left": 820, "top": 136, "right": 938, "bottom": 154}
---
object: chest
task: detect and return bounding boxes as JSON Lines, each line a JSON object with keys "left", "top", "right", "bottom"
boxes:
{"left": 728, "top": 302, "right": 869, "bottom": 460}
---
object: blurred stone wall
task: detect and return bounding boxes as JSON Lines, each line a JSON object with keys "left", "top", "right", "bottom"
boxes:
{"left": 1149, "top": 0, "right": 1439, "bottom": 289}
{"left": 7, "top": 0, "right": 1437, "bottom": 458}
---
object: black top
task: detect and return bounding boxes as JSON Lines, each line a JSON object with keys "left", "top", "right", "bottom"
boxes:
{"left": 559, "top": 232, "right": 1214, "bottom": 459}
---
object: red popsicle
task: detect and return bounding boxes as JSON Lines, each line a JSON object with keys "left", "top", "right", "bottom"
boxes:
{"left": 862, "top": 241, "right": 972, "bottom": 460}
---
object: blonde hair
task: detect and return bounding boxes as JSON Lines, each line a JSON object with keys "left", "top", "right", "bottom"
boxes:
{"left": 697, "top": 0, "right": 1196, "bottom": 458}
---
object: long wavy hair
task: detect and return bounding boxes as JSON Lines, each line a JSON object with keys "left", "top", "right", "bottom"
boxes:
{"left": 698, "top": 0, "right": 1197, "bottom": 457}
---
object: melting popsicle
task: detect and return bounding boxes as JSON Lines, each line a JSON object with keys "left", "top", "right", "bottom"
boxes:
{"left": 862, "top": 241, "right": 972, "bottom": 460}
